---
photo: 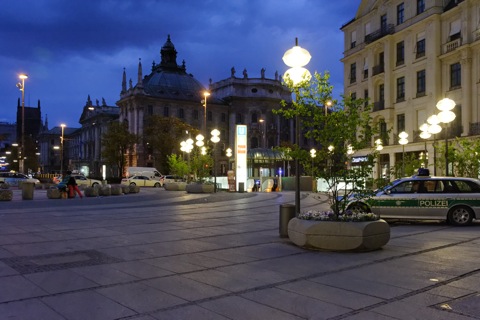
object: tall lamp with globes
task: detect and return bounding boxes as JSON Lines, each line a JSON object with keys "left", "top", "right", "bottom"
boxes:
{"left": 398, "top": 131, "right": 408, "bottom": 177}
{"left": 283, "top": 37, "right": 312, "bottom": 214}
{"left": 426, "top": 115, "right": 442, "bottom": 176}
{"left": 436, "top": 98, "right": 456, "bottom": 176}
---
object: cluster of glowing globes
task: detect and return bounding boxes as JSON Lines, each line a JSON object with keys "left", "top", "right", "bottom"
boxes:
{"left": 180, "top": 129, "right": 221, "bottom": 156}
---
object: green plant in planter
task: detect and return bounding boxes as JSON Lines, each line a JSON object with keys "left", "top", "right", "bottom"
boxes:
{"left": 298, "top": 210, "right": 379, "bottom": 222}
{"left": 275, "top": 72, "right": 383, "bottom": 218}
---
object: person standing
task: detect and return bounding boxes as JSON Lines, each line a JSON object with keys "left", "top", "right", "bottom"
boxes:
{"left": 66, "top": 171, "right": 83, "bottom": 199}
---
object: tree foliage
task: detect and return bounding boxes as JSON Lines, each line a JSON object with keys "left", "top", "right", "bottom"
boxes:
{"left": 275, "top": 72, "right": 379, "bottom": 215}
{"left": 101, "top": 122, "right": 138, "bottom": 177}
{"left": 166, "top": 154, "right": 189, "bottom": 178}
{"left": 143, "top": 116, "right": 199, "bottom": 172}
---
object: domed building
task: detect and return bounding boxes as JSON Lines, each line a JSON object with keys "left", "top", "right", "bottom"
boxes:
{"left": 117, "top": 35, "right": 295, "bottom": 177}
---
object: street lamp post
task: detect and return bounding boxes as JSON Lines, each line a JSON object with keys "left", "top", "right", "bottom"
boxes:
{"left": 202, "top": 91, "right": 210, "bottom": 135}
{"left": 16, "top": 74, "right": 28, "bottom": 174}
{"left": 398, "top": 131, "right": 408, "bottom": 177}
{"left": 283, "top": 37, "right": 312, "bottom": 214}
{"left": 436, "top": 98, "right": 456, "bottom": 176}
{"left": 210, "top": 129, "right": 220, "bottom": 192}
{"left": 259, "top": 119, "right": 266, "bottom": 148}
{"left": 60, "top": 124, "right": 66, "bottom": 174}
{"left": 419, "top": 123, "right": 432, "bottom": 169}
{"left": 375, "top": 139, "right": 383, "bottom": 179}
{"left": 309, "top": 148, "right": 316, "bottom": 192}
{"left": 427, "top": 115, "right": 442, "bottom": 176}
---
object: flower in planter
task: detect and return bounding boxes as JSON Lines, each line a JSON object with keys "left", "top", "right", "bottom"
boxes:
{"left": 298, "top": 209, "right": 379, "bottom": 222}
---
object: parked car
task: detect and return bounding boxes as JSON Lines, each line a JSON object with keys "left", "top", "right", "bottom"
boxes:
{"left": 121, "top": 175, "right": 162, "bottom": 188}
{"left": 71, "top": 175, "right": 102, "bottom": 187}
{"left": 346, "top": 175, "right": 480, "bottom": 226}
{"left": 0, "top": 172, "right": 41, "bottom": 186}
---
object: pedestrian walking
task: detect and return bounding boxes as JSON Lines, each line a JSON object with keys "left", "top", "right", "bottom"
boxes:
{"left": 66, "top": 171, "right": 83, "bottom": 199}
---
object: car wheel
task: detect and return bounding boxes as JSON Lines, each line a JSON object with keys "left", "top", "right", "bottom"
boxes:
{"left": 348, "top": 202, "right": 370, "bottom": 214}
{"left": 154, "top": 183, "right": 160, "bottom": 188}
{"left": 92, "top": 183, "right": 99, "bottom": 187}
{"left": 448, "top": 206, "right": 474, "bottom": 226}
{"left": 130, "top": 182, "right": 136, "bottom": 186}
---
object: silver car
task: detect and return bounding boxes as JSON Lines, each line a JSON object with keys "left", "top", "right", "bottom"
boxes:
{"left": 347, "top": 176, "right": 480, "bottom": 226}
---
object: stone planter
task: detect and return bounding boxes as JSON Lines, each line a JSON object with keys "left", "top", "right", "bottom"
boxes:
{"left": 128, "top": 185, "right": 140, "bottom": 193}
{"left": 185, "top": 183, "right": 214, "bottom": 193}
{"left": 110, "top": 185, "right": 122, "bottom": 195}
{"left": 98, "top": 185, "right": 111, "bottom": 196}
{"left": 0, "top": 189, "right": 13, "bottom": 201}
{"left": 84, "top": 186, "right": 99, "bottom": 197}
{"left": 121, "top": 185, "right": 130, "bottom": 194}
{"left": 47, "top": 187, "right": 62, "bottom": 199}
{"left": 164, "top": 182, "right": 187, "bottom": 191}
{"left": 287, "top": 218, "right": 390, "bottom": 252}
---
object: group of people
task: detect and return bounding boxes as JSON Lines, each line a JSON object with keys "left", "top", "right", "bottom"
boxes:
{"left": 57, "top": 170, "right": 83, "bottom": 199}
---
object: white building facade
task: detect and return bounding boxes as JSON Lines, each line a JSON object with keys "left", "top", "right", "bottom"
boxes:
{"left": 342, "top": 0, "right": 480, "bottom": 178}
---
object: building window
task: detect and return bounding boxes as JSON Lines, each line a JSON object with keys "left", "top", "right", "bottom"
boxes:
{"left": 379, "top": 120, "right": 387, "bottom": 142}
{"left": 379, "top": 84, "right": 385, "bottom": 102}
{"left": 193, "top": 110, "right": 199, "bottom": 120}
{"left": 236, "top": 113, "right": 243, "bottom": 124}
{"left": 350, "top": 62, "right": 357, "bottom": 84}
{"left": 251, "top": 137, "right": 259, "bottom": 149}
{"left": 450, "top": 62, "right": 461, "bottom": 89}
{"left": 397, "top": 3, "right": 404, "bottom": 25}
{"left": 380, "top": 14, "right": 387, "bottom": 32}
{"left": 207, "top": 111, "right": 213, "bottom": 121}
{"left": 147, "top": 105, "right": 153, "bottom": 116}
{"left": 163, "top": 106, "right": 169, "bottom": 117}
{"left": 178, "top": 108, "right": 184, "bottom": 119}
{"left": 397, "top": 114, "right": 405, "bottom": 132}
{"left": 351, "top": 92, "right": 357, "bottom": 100}
{"left": 416, "top": 70, "right": 426, "bottom": 96}
{"left": 449, "top": 20, "right": 461, "bottom": 41}
{"left": 396, "top": 41, "right": 404, "bottom": 66}
{"left": 416, "top": 38, "right": 425, "bottom": 58}
{"left": 221, "top": 113, "right": 226, "bottom": 122}
{"left": 396, "top": 77, "right": 405, "bottom": 102}
{"left": 364, "top": 89, "right": 369, "bottom": 107}
{"left": 417, "top": 0, "right": 425, "bottom": 15}
{"left": 251, "top": 113, "right": 258, "bottom": 123}
{"left": 351, "top": 30, "right": 357, "bottom": 49}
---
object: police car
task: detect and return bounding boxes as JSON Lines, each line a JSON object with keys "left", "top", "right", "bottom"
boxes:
{"left": 346, "top": 170, "right": 480, "bottom": 226}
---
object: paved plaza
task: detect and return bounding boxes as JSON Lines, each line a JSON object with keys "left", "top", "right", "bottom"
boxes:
{"left": 0, "top": 188, "right": 479, "bottom": 319}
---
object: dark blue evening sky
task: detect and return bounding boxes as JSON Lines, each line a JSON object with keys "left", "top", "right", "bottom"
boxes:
{"left": 0, "top": 0, "right": 360, "bottom": 129}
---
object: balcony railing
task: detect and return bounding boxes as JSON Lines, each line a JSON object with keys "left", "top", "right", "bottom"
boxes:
{"left": 443, "top": 38, "right": 462, "bottom": 54}
{"left": 365, "top": 24, "right": 395, "bottom": 44}
{"left": 373, "top": 101, "right": 385, "bottom": 112}
{"left": 372, "top": 64, "right": 384, "bottom": 76}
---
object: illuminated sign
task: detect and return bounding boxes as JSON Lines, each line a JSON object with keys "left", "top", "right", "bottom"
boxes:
{"left": 235, "top": 125, "right": 247, "bottom": 191}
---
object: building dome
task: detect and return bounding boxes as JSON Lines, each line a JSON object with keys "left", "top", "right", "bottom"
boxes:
{"left": 142, "top": 35, "right": 207, "bottom": 102}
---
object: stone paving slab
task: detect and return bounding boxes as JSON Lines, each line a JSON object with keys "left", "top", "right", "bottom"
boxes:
{"left": 0, "top": 189, "right": 479, "bottom": 319}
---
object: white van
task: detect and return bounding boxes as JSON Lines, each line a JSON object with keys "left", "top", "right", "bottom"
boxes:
{"left": 126, "top": 167, "right": 163, "bottom": 181}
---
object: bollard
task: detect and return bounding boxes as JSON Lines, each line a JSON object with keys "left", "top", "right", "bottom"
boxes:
{"left": 22, "top": 182, "right": 35, "bottom": 200}
{"left": 279, "top": 204, "right": 296, "bottom": 238}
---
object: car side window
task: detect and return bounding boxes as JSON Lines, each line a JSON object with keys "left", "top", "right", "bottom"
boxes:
{"left": 452, "top": 180, "right": 480, "bottom": 193}
{"left": 391, "top": 181, "right": 418, "bottom": 193}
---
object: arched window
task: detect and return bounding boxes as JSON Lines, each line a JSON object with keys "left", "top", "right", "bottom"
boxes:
{"left": 251, "top": 113, "right": 258, "bottom": 123}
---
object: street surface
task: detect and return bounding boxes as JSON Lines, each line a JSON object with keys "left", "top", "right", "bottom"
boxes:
{"left": 0, "top": 188, "right": 479, "bottom": 319}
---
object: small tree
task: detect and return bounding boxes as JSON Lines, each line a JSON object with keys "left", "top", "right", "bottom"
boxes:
{"left": 190, "top": 149, "right": 213, "bottom": 182}
{"left": 101, "top": 122, "right": 138, "bottom": 177}
{"left": 166, "top": 154, "right": 189, "bottom": 179}
{"left": 275, "top": 72, "right": 379, "bottom": 216}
